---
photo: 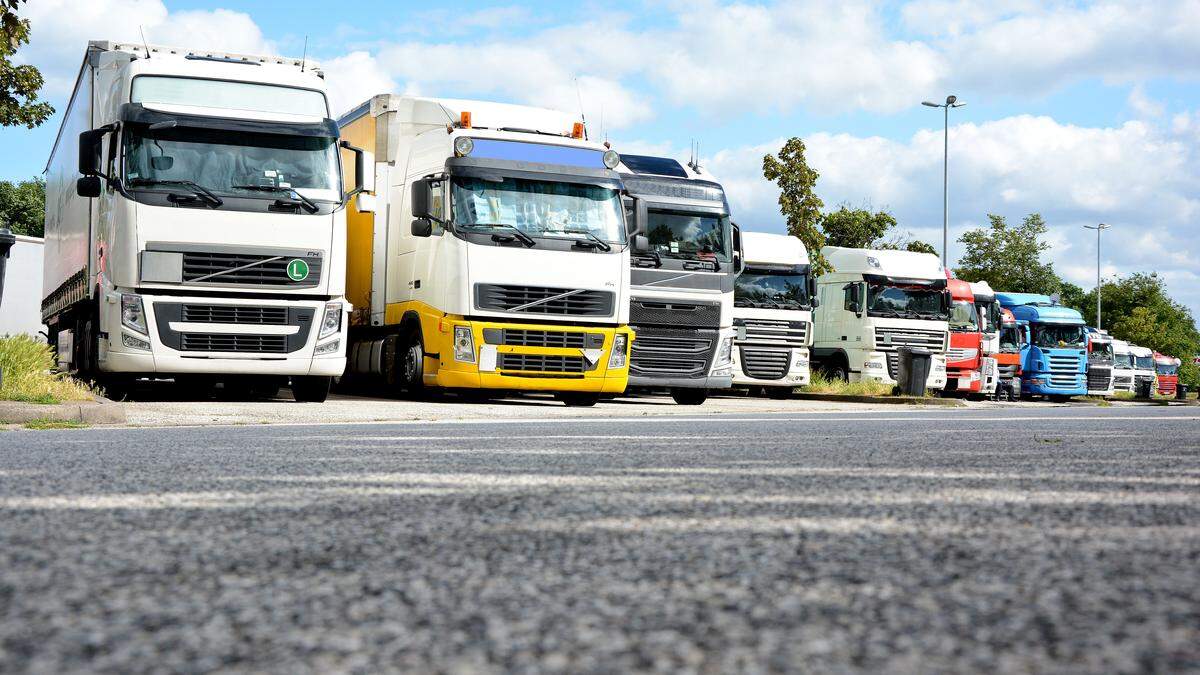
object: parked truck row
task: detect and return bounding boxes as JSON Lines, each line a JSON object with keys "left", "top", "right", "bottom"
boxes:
{"left": 38, "top": 40, "right": 1185, "bottom": 405}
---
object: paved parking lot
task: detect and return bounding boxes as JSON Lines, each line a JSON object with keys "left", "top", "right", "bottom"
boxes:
{"left": 2, "top": 406, "right": 1197, "bottom": 672}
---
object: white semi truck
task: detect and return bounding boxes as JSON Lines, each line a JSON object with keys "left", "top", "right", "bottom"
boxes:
{"left": 1112, "top": 339, "right": 1135, "bottom": 393}
{"left": 42, "top": 41, "right": 366, "bottom": 401}
{"left": 731, "top": 231, "right": 815, "bottom": 396}
{"left": 812, "top": 247, "right": 949, "bottom": 390}
{"left": 618, "top": 155, "right": 739, "bottom": 405}
{"left": 336, "top": 96, "right": 633, "bottom": 406}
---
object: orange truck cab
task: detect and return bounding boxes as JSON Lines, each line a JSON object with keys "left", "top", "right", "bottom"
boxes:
{"left": 1154, "top": 352, "right": 1180, "bottom": 396}
{"left": 945, "top": 278, "right": 983, "bottom": 394}
{"left": 994, "top": 308, "right": 1024, "bottom": 400}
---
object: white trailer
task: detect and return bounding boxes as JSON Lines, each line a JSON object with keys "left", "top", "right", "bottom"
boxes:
{"left": 731, "top": 232, "right": 814, "bottom": 396}
{"left": 42, "top": 41, "right": 369, "bottom": 401}
{"left": 812, "top": 246, "right": 949, "bottom": 389}
{"left": 0, "top": 235, "right": 47, "bottom": 336}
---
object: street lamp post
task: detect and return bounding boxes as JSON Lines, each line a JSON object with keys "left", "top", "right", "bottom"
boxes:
{"left": 1083, "top": 223, "right": 1111, "bottom": 329}
{"left": 922, "top": 95, "right": 966, "bottom": 268}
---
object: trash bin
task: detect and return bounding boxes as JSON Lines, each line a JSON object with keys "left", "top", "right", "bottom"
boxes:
{"left": 1177, "top": 384, "right": 1188, "bottom": 401}
{"left": 895, "top": 346, "right": 931, "bottom": 397}
{"left": 0, "top": 227, "right": 14, "bottom": 310}
{"left": 1136, "top": 378, "right": 1153, "bottom": 399}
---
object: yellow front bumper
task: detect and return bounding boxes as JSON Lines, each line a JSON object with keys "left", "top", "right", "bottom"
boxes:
{"left": 428, "top": 318, "right": 633, "bottom": 393}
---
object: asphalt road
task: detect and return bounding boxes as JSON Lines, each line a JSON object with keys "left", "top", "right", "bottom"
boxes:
{"left": 2, "top": 407, "right": 1198, "bottom": 673}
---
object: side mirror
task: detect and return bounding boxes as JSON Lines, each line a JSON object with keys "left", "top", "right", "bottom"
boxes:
{"left": 76, "top": 176, "right": 102, "bottom": 198}
{"left": 78, "top": 129, "right": 106, "bottom": 176}
{"left": 411, "top": 178, "right": 433, "bottom": 219}
{"left": 632, "top": 197, "right": 648, "bottom": 236}
{"left": 633, "top": 234, "right": 649, "bottom": 252}
{"left": 411, "top": 218, "right": 433, "bottom": 238}
{"left": 733, "top": 252, "right": 743, "bottom": 274}
{"left": 355, "top": 193, "right": 377, "bottom": 214}
{"left": 339, "top": 140, "right": 374, "bottom": 197}
{"left": 731, "top": 222, "right": 743, "bottom": 273}
{"left": 808, "top": 276, "right": 819, "bottom": 307}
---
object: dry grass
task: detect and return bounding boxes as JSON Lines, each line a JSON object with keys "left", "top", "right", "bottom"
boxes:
{"left": 801, "top": 371, "right": 896, "bottom": 397}
{"left": 0, "top": 335, "right": 96, "bottom": 404}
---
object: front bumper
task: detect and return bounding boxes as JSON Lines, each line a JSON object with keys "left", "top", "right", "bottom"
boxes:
{"left": 945, "top": 363, "right": 983, "bottom": 393}
{"left": 860, "top": 351, "right": 948, "bottom": 389}
{"left": 99, "top": 292, "right": 347, "bottom": 377}
{"left": 1022, "top": 372, "right": 1086, "bottom": 396}
{"left": 627, "top": 326, "right": 735, "bottom": 391}
{"left": 431, "top": 319, "right": 632, "bottom": 394}
{"left": 732, "top": 346, "right": 810, "bottom": 388}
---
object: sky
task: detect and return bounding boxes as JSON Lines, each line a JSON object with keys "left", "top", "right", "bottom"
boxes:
{"left": 6, "top": 0, "right": 1200, "bottom": 316}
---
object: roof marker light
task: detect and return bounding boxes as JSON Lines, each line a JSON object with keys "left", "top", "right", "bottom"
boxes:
{"left": 460, "top": 111, "right": 472, "bottom": 129}
{"left": 571, "top": 122, "right": 585, "bottom": 139}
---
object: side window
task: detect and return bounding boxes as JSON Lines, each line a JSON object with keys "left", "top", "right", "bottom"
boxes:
{"left": 843, "top": 283, "right": 859, "bottom": 311}
{"left": 430, "top": 178, "right": 446, "bottom": 235}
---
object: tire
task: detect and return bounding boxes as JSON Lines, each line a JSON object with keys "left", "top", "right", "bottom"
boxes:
{"left": 398, "top": 328, "right": 425, "bottom": 397}
{"left": 670, "top": 388, "right": 708, "bottom": 405}
{"left": 292, "top": 376, "right": 332, "bottom": 403}
{"left": 557, "top": 392, "right": 600, "bottom": 407}
{"left": 765, "top": 386, "right": 796, "bottom": 400}
{"left": 828, "top": 363, "right": 849, "bottom": 383}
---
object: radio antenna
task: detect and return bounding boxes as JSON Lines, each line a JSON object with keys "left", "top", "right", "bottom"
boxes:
{"left": 574, "top": 76, "right": 588, "bottom": 140}
{"left": 300, "top": 35, "right": 308, "bottom": 72}
{"left": 139, "top": 26, "right": 152, "bottom": 59}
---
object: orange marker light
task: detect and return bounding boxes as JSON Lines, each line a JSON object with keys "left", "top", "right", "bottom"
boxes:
{"left": 460, "top": 111, "right": 472, "bottom": 128}
{"left": 571, "top": 122, "right": 585, "bottom": 139}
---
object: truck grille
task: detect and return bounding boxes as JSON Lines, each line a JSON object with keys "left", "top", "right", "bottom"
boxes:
{"left": 1135, "top": 375, "right": 1155, "bottom": 386}
{"left": 946, "top": 347, "right": 977, "bottom": 362}
{"left": 875, "top": 327, "right": 946, "bottom": 353}
{"left": 1048, "top": 354, "right": 1081, "bottom": 373}
{"left": 1048, "top": 374, "right": 1080, "bottom": 389}
{"left": 736, "top": 319, "right": 807, "bottom": 349}
{"left": 630, "top": 299, "right": 721, "bottom": 328}
{"left": 739, "top": 348, "right": 790, "bottom": 381}
{"left": 998, "top": 363, "right": 1019, "bottom": 379}
{"left": 630, "top": 328, "right": 715, "bottom": 378}
{"left": 181, "top": 252, "right": 322, "bottom": 287}
{"left": 1087, "top": 367, "right": 1112, "bottom": 391}
{"left": 475, "top": 284, "right": 613, "bottom": 317}
{"left": 181, "top": 304, "right": 289, "bottom": 325}
{"left": 497, "top": 353, "right": 588, "bottom": 373}
{"left": 179, "top": 333, "right": 287, "bottom": 353}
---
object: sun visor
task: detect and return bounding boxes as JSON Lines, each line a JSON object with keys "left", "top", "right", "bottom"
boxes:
{"left": 119, "top": 103, "right": 338, "bottom": 137}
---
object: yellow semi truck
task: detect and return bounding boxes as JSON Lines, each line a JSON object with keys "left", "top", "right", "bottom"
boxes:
{"left": 337, "top": 96, "right": 633, "bottom": 405}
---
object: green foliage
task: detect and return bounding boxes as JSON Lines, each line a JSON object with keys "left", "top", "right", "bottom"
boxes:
{"left": 762, "top": 138, "right": 827, "bottom": 273}
{"left": 955, "top": 213, "right": 1061, "bottom": 294}
{"left": 820, "top": 205, "right": 938, "bottom": 256}
{"left": 23, "top": 419, "right": 87, "bottom": 430}
{"left": 1058, "top": 281, "right": 1088, "bottom": 317}
{"left": 1, "top": 1, "right": 54, "bottom": 128}
{"left": 802, "top": 370, "right": 895, "bottom": 397}
{"left": 0, "top": 176, "right": 44, "bottom": 236}
{"left": 0, "top": 335, "right": 96, "bottom": 404}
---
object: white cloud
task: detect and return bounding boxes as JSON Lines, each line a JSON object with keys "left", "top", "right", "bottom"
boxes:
{"left": 322, "top": 52, "right": 399, "bottom": 119}
{"left": 1127, "top": 84, "right": 1165, "bottom": 119}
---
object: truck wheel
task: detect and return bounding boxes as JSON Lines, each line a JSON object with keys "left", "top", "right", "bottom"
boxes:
{"left": 828, "top": 363, "right": 849, "bottom": 382}
{"left": 766, "top": 386, "right": 796, "bottom": 400}
{"left": 398, "top": 329, "right": 425, "bottom": 396}
{"left": 292, "top": 376, "right": 331, "bottom": 403}
{"left": 670, "top": 388, "right": 708, "bottom": 405}
{"left": 557, "top": 392, "right": 600, "bottom": 407}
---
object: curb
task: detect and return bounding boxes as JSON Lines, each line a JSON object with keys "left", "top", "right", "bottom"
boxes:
{"left": 0, "top": 396, "right": 126, "bottom": 425}
{"left": 789, "top": 392, "right": 964, "bottom": 406}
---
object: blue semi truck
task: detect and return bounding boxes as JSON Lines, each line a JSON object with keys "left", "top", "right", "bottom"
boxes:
{"left": 996, "top": 293, "right": 1088, "bottom": 399}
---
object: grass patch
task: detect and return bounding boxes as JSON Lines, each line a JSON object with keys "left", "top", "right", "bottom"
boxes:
{"left": 801, "top": 371, "right": 896, "bottom": 397}
{"left": 1111, "top": 391, "right": 1136, "bottom": 400}
{"left": 0, "top": 335, "right": 96, "bottom": 404}
{"left": 23, "top": 418, "right": 87, "bottom": 430}
{"left": 1083, "top": 395, "right": 1112, "bottom": 407}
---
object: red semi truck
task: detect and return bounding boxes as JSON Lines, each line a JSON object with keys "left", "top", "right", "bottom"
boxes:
{"left": 945, "top": 277, "right": 983, "bottom": 394}
{"left": 1154, "top": 352, "right": 1180, "bottom": 396}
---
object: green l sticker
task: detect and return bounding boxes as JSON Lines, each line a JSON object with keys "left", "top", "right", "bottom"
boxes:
{"left": 286, "top": 258, "right": 310, "bottom": 282}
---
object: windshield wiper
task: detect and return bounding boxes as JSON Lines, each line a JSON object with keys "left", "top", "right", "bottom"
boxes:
{"left": 128, "top": 178, "right": 223, "bottom": 207}
{"left": 232, "top": 185, "right": 318, "bottom": 214}
{"left": 557, "top": 228, "right": 612, "bottom": 252}
{"left": 469, "top": 223, "right": 535, "bottom": 248}
{"left": 632, "top": 249, "right": 662, "bottom": 268}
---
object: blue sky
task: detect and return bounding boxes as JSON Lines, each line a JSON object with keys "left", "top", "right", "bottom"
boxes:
{"left": 9, "top": 0, "right": 1200, "bottom": 315}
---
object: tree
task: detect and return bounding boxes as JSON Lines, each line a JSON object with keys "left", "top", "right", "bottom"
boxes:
{"left": 1, "top": 1, "right": 54, "bottom": 128}
{"left": 899, "top": 239, "right": 938, "bottom": 255}
{"left": 0, "top": 176, "right": 44, "bottom": 236}
{"left": 1057, "top": 281, "right": 1088, "bottom": 316}
{"left": 762, "top": 138, "right": 827, "bottom": 273}
{"left": 819, "top": 204, "right": 939, "bottom": 257}
{"left": 955, "top": 213, "right": 1061, "bottom": 294}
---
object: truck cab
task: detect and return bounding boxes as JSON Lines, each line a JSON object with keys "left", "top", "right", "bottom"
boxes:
{"left": 731, "top": 232, "right": 816, "bottom": 396}
{"left": 945, "top": 278, "right": 983, "bottom": 394}
{"left": 995, "top": 308, "right": 1025, "bottom": 399}
{"left": 1112, "top": 339, "right": 1135, "bottom": 392}
{"left": 1086, "top": 328, "right": 1116, "bottom": 397}
{"left": 970, "top": 281, "right": 1002, "bottom": 397}
{"left": 1130, "top": 344, "right": 1156, "bottom": 395}
{"left": 619, "top": 155, "right": 741, "bottom": 405}
{"left": 812, "top": 247, "right": 949, "bottom": 389}
{"left": 996, "top": 293, "right": 1088, "bottom": 399}
{"left": 1154, "top": 352, "right": 1180, "bottom": 396}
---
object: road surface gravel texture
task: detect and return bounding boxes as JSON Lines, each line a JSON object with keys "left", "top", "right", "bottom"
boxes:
{"left": 1, "top": 407, "right": 1197, "bottom": 673}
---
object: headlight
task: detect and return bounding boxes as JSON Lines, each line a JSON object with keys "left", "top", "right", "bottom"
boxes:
{"left": 319, "top": 302, "right": 342, "bottom": 339}
{"left": 715, "top": 337, "right": 733, "bottom": 366}
{"left": 315, "top": 339, "right": 340, "bottom": 356}
{"left": 608, "top": 334, "right": 628, "bottom": 369}
{"left": 454, "top": 136, "right": 474, "bottom": 157}
{"left": 453, "top": 325, "right": 475, "bottom": 363}
{"left": 121, "top": 294, "right": 147, "bottom": 335}
{"left": 602, "top": 149, "right": 620, "bottom": 169}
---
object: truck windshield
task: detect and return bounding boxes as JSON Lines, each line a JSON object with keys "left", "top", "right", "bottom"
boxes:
{"left": 451, "top": 176, "right": 625, "bottom": 244}
{"left": 1089, "top": 342, "right": 1113, "bottom": 364}
{"left": 1136, "top": 356, "right": 1154, "bottom": 370}
{"left": 1114, "top": 353, "right": 1133, "bottom": 369}
{"left": 1000, "top": 325, "right": 1023, "bottom": 352}
{"left": 1157, "top": 362, "right": 1178, "bottom": 375}
{"left": 949, "top": 300, "right": 979, "bottom": 332}
{"left": 123, "top": 124, "right": 341, "bottom": 202}
{"left": 645, "top": 209, "right": 732, "bottom": 263}
{"left": 735, "top": 271, "right": 810, "bottom": 310}
{"left": 1032, "top": 324, "right": 1087, "bottom": 348}
{"left": 866, "top": 284, "right": 947, "bottom": 320}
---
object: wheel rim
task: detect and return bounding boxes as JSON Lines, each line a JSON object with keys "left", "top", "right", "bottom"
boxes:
{"left": 402, "top": 343, "right": 421, "bottom": 386}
